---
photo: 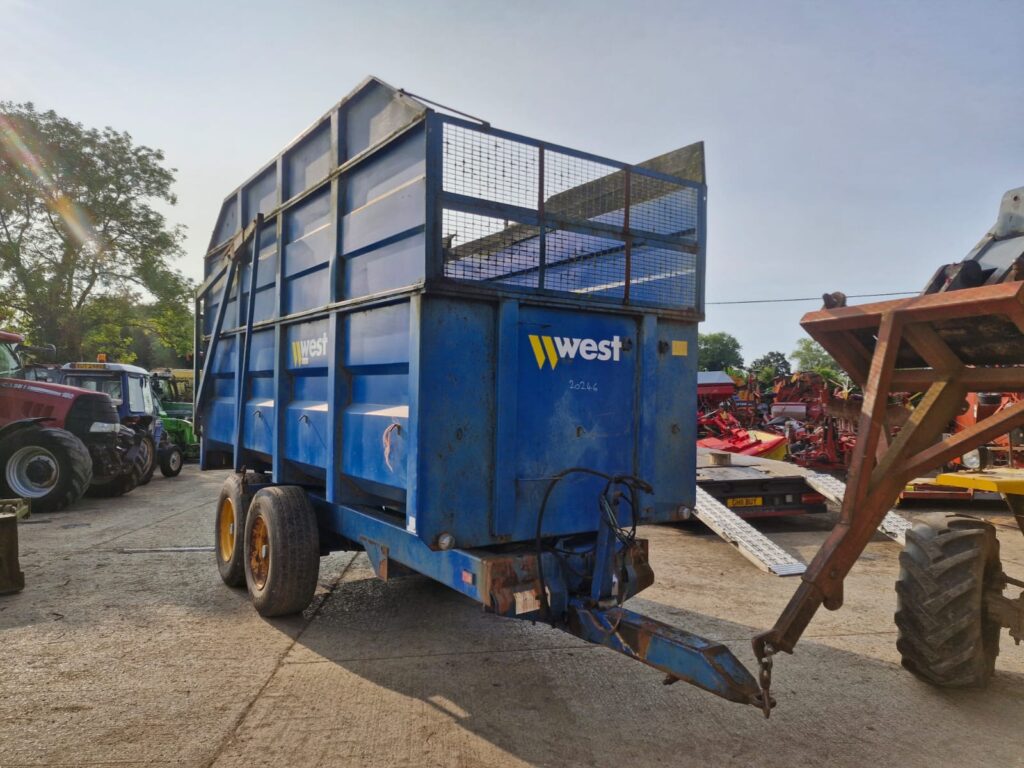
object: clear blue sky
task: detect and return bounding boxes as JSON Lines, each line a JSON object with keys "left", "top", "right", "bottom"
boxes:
{"left": 4, "top": 0, "right": 1022, "bottom": 361}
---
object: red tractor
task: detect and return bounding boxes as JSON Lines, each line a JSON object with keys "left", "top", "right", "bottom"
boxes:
{"left": 0, "top": 331, "right": 144, "bottom": 511}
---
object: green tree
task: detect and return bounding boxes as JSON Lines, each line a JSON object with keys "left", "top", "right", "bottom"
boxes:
{"left": 0, "top": 101, "right": 193, "bottom": 360}
{"left": 750, "top": 350, "right": 792, "bottom": 387}
{"left": 698, "top": 332, "right": 744, "bottom": 371}
{"left": 791, "top": 338, "right": 840, "bottom": 375}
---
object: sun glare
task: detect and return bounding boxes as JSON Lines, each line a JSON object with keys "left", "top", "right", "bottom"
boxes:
{"left": 0, "top": 113, "right": 101, "bottom": 249}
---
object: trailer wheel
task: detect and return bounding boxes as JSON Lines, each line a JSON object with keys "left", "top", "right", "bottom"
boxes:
{"left": 215, "top": 473, "right": 258, "bottom": 587}
{"left": 895, "top": 514, "right": 1001, "bottom": 687}
{"left": 137, "top": 434, "right": 157, "bottom": 486}
{"left": 243, "top": 486, "right": 319, "bottom": 617}
{"left": 0, "top": 426, "right": 93, "bottom": 512}
{"left": 159, "top": 446, "right": 183, "bottom": 478}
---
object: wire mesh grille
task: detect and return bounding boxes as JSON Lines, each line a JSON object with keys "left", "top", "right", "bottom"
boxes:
{"left": 544, "top": 151, "right": 623, "bottom": 226}
{"left": 544, "top": 229, "right": 626, "bottom": 299}
{"left": 630, "top": 174, "right": 699, "bottom": 237}
{"left": 442, "top": 124, "right": 539, "bottom": 209}
{"left": 628, "top": 246, "right": 698, "bottom": 307}
{"left": 442, "top": 210, "right": 540, "bottom": 287}
{"left": 439, "top": 121, "right": 701, "bottom": 310}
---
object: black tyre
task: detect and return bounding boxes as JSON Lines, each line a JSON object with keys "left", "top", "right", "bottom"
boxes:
{"left": 895, "top": 513, "right": 1002, "bottom": 687}
{"left": 215, "top": 472, "right": 258, "bottom": 587}
{"left": 87, "top": 441, "right": 144, "bottom": 498}
{"left": 0, "top": 427, "right": 92, "bottom": 513}
{"left": 137, "top": 434, "right": 157, "bottom": 486}
{"left": 243, "top": 486, "right": 320, "bottom": 617}
{"left": 87, "top": 468, "right": 141, "bottom": 497}
{"left": 159, "top": 446, "right": 183, "bottom": 478}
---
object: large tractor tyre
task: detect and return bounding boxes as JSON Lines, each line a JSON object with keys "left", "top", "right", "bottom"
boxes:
{"left": 87, "top": 445, "right": 144, "bottom": 499}
{"left": 243, "top": 486, "right": 320, "bottom": 617}
{"left": 159, "top": 446, "right": 184, "bottom": 478}
{"left": 215, "top": 472, "right": 261, "bottom": 587}
{"left": 137, "top": 435, "right": 157, "bottom": 486}
{"left": 0, "top": 427, "right": 92, "bottom": 513}
{"left": 895, "top": 514, "right": 1002, "bottom": 687}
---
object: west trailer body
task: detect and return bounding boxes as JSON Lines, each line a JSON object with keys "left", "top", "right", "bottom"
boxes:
{"left": 196, "top": 78, "right": 767, "bottom": 710}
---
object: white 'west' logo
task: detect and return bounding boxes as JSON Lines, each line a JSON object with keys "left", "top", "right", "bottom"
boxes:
{"left": 291, "top": 333, "right": 329, "bottom": 366}
{"left": 528, "top": 334, "right": 622, "bottom": 369}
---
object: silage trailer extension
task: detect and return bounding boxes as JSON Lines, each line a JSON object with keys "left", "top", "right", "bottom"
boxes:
{"left": 194, "top": 76, "right": 777, "bottom": 708}
{"left": 195, "top": 77, "right": 1024, "bottom": 716}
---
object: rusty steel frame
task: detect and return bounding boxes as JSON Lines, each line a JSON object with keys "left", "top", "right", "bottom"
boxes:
{"left": 754, "top": 281, "right": 1024, "bottom": 663}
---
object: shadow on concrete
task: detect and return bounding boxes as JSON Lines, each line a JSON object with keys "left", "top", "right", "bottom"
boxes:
{"left": 271, "top": 559, "right": 1024, "bottom": 768}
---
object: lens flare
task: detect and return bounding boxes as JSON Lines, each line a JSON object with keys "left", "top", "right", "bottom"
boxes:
{"left": 0, "top": 113, "right": 101, "bottom": 249}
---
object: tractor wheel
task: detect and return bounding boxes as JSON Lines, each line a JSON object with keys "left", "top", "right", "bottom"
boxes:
{"left": 159, "top": 446, "right": 184, "bottom": 478}
{"left": 0, "top": 427, "right": 92, "bottom": 513}
{"left": 87, "top": 442, "right": 144, "bottom": 499}
{"left": 215, "top": 472, "right": 259, "bottom": 587}
{"left": 243, "top": 486, "right": 319, "bottom": 617}
{"left": 137, "top": 435, "right": 157, "bottom": 486}
{"left": 895, "top": 513, "right": 1002, "bottom": 687}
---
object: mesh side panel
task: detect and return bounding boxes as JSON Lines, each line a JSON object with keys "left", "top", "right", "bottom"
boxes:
{"left": 544, "top": 151, "right": 623, "bottom": 225}
{"left": 630, "top": 175, "right": 699, "bottom": 237}
{"left": 544, "top": 229, "right": 626, "bottom": 299}
{"left": 628, "top": 246, "right": 698, "bottom": 306}
{"left": 442, "top": 124, "right": 539, "bottom": 209}
{"left": 442, "top": 209, "right": 540, "bottom": 287}
{"left": 438, "top": 120, "right": 702, "bottom": 310}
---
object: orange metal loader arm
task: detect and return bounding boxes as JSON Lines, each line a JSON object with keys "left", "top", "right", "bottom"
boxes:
{"left": 754, "top": 282, "right": 1024, "bottom": 660}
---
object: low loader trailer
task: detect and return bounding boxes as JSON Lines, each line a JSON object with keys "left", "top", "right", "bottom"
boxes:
{"left": 195, "top": 79, "right": 1024, "bottom": 716}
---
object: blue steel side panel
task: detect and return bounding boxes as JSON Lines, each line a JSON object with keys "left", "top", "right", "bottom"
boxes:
{"left": 284, "top": 120, "right": 331, "bottom": 201}
{"left": 204, "top": 335, "right": 238, "bottom": 447}
{"left": 205, "top": 269, "right": 241, "bottom": 335}
{"left": 282, "top": 319, "right": 330, "bottom": 475}
{"left": 413, "top": 297, "right": 496, "bottom": 546}
{"left": 410, "top": 297, "right": 697, "bottom": 549}
{"left": 345, "top": 234, "right": 425, "bottom": 298}
{"left": 341, "top": 179, "right": 426, "bottom": 259}
{"left": 341, "top": 128, "right": 426, "bottom": 299}
{"left": 211, "top": 196, "right": 238, "bottom": 250}
{"left": 239, "top": 221, "right": 279, "bottom": 327}
{"left": 511, "top": 307, "right": 637, "bottom": 541}
{"left": 241, "top": 328, "right": 276, "bottom": 456}
{"left": 202, "top": 273, "right": 224, "bottom": 335}
{"left": 345, "top": 129, "right": 425, "bottom": 211}
{"left": 243, "top": 167, "right": 276, "bottom": 222}
{"left": 283, "top": 189, "right": 332, "bottom": 315}
{"left": 344, "top": 85, "right": 423, "bottom": 160}
{"left": 651, "top": 319, "right": 698, "bottom": 513}
{"left": 203, "top": 78, "right": 427, "bottom": 285}
{"left": 341, "top": 302, "right": 410, "bottom": 501}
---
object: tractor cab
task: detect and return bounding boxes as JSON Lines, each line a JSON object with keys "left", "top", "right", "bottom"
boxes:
{"left": 59, "top": 361, "right": 180, "bottom": 482}
{"left": 61, "top": 361, "right": 158, "bottom": 422}
{"left": 150, "top": 368, "right": 194, "bottom": 420}
{"left": 149, "top": 368, "right": 197, "bottom": 466}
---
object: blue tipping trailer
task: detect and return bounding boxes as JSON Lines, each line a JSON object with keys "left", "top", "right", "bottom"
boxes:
{"left": 195, "top": 76, "right": 766, "bottom": 710}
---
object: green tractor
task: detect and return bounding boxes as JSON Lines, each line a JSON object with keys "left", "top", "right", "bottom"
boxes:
{"left": 151, "top": 369, "right": 198, "bottom": 465}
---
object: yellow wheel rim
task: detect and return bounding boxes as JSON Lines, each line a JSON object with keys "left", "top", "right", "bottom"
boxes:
{"left": 218, "top": 497, "right": 236, "bottom": 562}
{"left": 249, "top": 513, "right": 270, "bottom": 590}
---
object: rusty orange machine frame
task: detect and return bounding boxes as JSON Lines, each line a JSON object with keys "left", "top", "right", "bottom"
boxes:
{"left": 752, "top": 281, "right": 1024, "bottom": 711}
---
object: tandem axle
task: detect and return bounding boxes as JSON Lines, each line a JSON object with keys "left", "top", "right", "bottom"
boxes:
{"left": 219, "top": 471, "right": 767, "bottom": 711}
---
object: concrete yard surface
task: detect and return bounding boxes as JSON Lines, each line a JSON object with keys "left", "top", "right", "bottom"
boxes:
{"left": 2, "top": 466, "right": 1023, "bottom": 767}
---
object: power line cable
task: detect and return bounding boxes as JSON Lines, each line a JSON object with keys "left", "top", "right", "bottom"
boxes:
{"left": 707, "top": 291, "right": 917, "bottom": 306}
